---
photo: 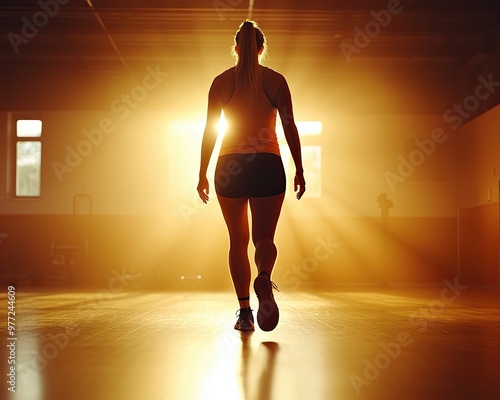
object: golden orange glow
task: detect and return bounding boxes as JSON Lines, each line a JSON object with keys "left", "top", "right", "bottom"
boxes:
{"left": 198, "top": 335, "right": 242, "bottom": 398}
{"left": 276, "top": 120, "right": 322, "bottom": 139}
{"left": 166, "top": 117, "right": 323, "bottom": 200}
{"left": 218, "top": 111, "right": 228, "bottom": 137}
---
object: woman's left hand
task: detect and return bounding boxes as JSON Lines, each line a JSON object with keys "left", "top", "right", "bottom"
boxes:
{"left": 294, "top": 172, "right": 306, "bottom": 200}
{"left": 197, "top": 176, "right": 210, "bottom": 204}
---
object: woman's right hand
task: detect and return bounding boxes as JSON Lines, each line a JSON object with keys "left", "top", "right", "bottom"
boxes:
{"left": 294, "top": 172, "right": 306, "bottom": 200}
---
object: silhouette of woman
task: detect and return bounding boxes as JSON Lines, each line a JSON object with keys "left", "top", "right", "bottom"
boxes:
{"left": 197, "top": 20, "right": 305, "bottom": 332}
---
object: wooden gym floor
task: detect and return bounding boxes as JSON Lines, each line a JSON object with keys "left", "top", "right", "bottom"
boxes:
{"left": 1, "top": 286, "right": 499, "bottom": 400}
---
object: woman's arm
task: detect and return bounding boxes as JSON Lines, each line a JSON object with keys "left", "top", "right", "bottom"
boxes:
{"left": 197, "top": 79, "right": 223, "bottom": 203}
{"left": 275, "top": 76, "right": 306, "bottom": 199}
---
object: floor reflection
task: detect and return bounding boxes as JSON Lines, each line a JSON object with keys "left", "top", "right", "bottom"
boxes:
{"left": 0, "top": 289, "right": 498, "bottom": 400}
{"left": 236, "top": 332, "right": 281, "bottom": 400}
{"left": 253, "top": 342, "right": 279, "bottom": 400}
{"left": 239, "top": 331, "right": 254, "bottom": 399}
{"left": 197, "top": 330, "right": 280, "bottom": 400}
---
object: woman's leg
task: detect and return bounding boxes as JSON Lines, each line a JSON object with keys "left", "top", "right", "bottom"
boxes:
{"left": 249, "top": 193, "right": 285, "bottom": 331}
{"left": 249, "top": 193, "right": 285, "bottom": 277}
{"left": 217, "top": 195, "right": 251, "bottom": 309}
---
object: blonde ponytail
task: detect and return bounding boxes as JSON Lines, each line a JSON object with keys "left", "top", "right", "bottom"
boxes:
{"left": 234, "top": 20, "right": 266, "bottom": 104}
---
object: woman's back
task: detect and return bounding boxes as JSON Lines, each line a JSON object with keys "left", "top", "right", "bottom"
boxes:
{"left": 214, "top": 65, "right": 286, "bottom": 157}
{"left": 197, "top": 18, "right": 305, "bottom": 205}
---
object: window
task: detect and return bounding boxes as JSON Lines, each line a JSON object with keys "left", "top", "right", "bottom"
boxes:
{"left": 278, "top": 121, "right": 322, "bottom": 198}
{"left": 11, "top": 119, "right": 42, "bottom": 197}
{"left": 167, "top": 118, "right": 322, "bottom": 199}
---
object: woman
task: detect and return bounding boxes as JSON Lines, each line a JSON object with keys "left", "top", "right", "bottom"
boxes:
{"left": 197, "top": 20, "right": 305, "bottom": 332}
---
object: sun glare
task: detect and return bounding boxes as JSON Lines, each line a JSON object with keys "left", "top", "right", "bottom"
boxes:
{"left": 218, "top": 111, "right": 227, "bottom": 137}
{"left": 276, "top": 120, "right": 322, "bottom": 139}
{"left": 166, "top": 116, "right": 322, "bottom": 199}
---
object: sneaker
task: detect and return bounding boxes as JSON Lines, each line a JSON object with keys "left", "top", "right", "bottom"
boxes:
{"left": 234, "top": 308, "right": 255, "bottom": 331}
{"left": 254, "top": 271, "right": 280, "bottom": 331}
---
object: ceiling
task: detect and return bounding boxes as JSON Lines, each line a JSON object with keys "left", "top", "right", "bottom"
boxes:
{"left": 1, "top": 0, "right": 499, "bottom": 70}
{"left": 0, "top": 0, "right": 499, "bottom": 111}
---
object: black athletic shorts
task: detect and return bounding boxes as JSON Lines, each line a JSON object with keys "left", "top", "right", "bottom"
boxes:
{"left": 215, "top": 153, "right": 286, "bottom": 198}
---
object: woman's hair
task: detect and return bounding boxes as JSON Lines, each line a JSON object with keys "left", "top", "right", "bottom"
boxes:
{"left": 233, "top": 20, "right": 267, "bottom": 103}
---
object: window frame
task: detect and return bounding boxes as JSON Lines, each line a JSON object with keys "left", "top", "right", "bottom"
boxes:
{"left": 6, "top": 114, "right": 43, "bottom": 200}
{"left": 278, "top": 120, "right": 323, "bottom": 198}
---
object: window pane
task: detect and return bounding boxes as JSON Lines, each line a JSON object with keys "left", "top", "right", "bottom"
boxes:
{"left": 277, "top": 121, "right": 322, "bottom": 139}
{"left": 281, "top": 145, "right": 321, "bottom": 198}
{"left": 16, "top": 141, "right": 41, "bottom": 196}
{"left": 302, "top": 145, "right": 322, "bottom": 198}
{"left": 17, "top": 119, "right": 42, "bottom": 137}
{"left": 297, "top": 121, "right": 322, "bottom": 136}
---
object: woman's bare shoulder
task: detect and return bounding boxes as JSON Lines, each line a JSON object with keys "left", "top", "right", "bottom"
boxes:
{"left": 213, "top": 67, "right": 235, "bottom": 85}
{"left": 209, "top": 67, "right": 235, "bottom": 103}
{"left": 261, "top": 66, "right": 286, "bottom": 82}
{"left": 261, "top": 66, "right": 288, "bottom": 103}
